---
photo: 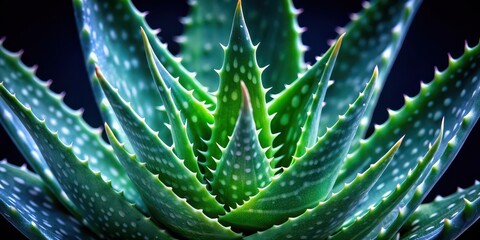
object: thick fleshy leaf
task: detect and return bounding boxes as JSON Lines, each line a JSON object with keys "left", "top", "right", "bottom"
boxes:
{"left": 247, "top": 137, "right": 402, "bottom": 240}
{"left": 335, "top": 42, "right": 480, "bottom": 214}
{"left": 293, "top": 35, "right": 342, "bottom": 158}
{"left": 0, "top": 86, "right": 172, "bottom": 239}
{"left": 211, "top": 82, "right": 273, "bottom": 209}
{"left": 180, "top": 0, "right": 305, "bottom": 93}
{"left": 330, "top": 125, "right": 443, "bottom": 240}
{"left": 400, "top": 181, "right": 480, "bottom": 240}
{"left": 268, "top": 37, "right": 342, "bottom": 167}
{"left": 319, "top": 0, "right": 422, "bottom": 143}
{"left": 73, "top": 0, "right": 214, "bottom": 143}
{"left": 96, "top": 70, "right": 225, "bottom": 217}
{"left": 377, "top": 98, "right": 480, "bottom": 239}
{"left": 0, "top": 45, "right": 145, "bottom": 213}
{"left": 206, "top": 2, "right": 273, "bottom": 178}
{"left": 106, "top": 126, "right": 241, "bottom": 240}
{"left": 0, "top": 162, "right": 95, "bottom": 239}
{"left": 141, "top": 30, "right": 198, "bottom": 177}
{"left": 220, "top": 71, "right": 376, "bottom": 231}
{"left": 141, "top": 29, "right": 214, "bottom": 174}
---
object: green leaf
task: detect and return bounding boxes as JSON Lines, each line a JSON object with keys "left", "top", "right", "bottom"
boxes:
{"left": 105, "top": 126, "right": 241, "bottom": 240}
{"left": 96, "top": 70, "right": 225, "bottom": 217}
{"left": 142, "top": 29, "right": 213, "bottom": 176}
{"left": 400, "top": 181, "right": 480, "bottom": 240}
{"left": 247, "top": 137, "right": 402, "bottom": 240}
{"left": 180, "top": 0, "right": 305, "bottom": 93}
{"left": 319, "top": 0, "right": 422, "bottom": 143}
{"left": 268, "top": 37, "right": 342, "bottom": 167}
{"left": 211, "top": 82, "right": 273, "bottom": 209}
{"left": 141, "top": 29, "right": 214, "bottom": 178}
{"left": 0, "top": 45, "right": 145, "bottom": 214}
{"left": 0, "top": 162, "right": 95, "bottom": 239}
{"left": 294, "top": 35, "right": 343, "bottom": 158}
{"left": 378, "top": 97, "right": 480, "bottom": 239}
{"left": 73, "top": 0, "right": 214, "bottom": 144}
{"left": 220, "top": 70, "right": 377, "bottom": 231}
{"left": 0, "top": 85, "right": 172, "bottom": 239}
{"left": 334, "top": 42, "right": 480, "bottom": 219}
{"left": 330, "top": 124, "right": 443, "bottom": 240}
{"left": 206, "top": 2, "right": 273, "bottom": 178}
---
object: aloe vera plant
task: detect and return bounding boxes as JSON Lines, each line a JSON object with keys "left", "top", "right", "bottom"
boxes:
{"left": 0, "top": 0, "right": 479, "bottom": 239}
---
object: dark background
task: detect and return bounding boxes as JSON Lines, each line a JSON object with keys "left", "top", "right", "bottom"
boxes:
{"left": 0, "top": 0, "right": 478, "bottom": 238}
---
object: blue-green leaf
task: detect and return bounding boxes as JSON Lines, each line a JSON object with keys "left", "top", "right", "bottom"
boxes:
{"left": 378, "top": 96, "right": 480, "bottom": 239}
{"left": 268, "top": 37, "right": 343, "bottom": 167}
{"left": 96, "top": 70, "right": 225, "bottom": 217}
{"left": 319, "top": 0, "right": 422, "bottom": 143}
{"left": 73, "top": 0, "right": 214, "bottom": 144}
{"left": 180, "top": 0, "right": 305, "bottom": 93}
{"left": 335, "top": 42, "right": 480, "bottom": 215}
{"left": 329, "top": 123, "right": 443, "bottom": 240}
{"left": 247, "top": 137, "right": 402, "bottom": 240}
{"left": 400, "top": 181, "right": 480, "bottom": 240}
{"left": 0, "top": 162, "right": 95, "bottom": 239}
{"left": 211, "top": 82, "right": 273, "bottom": 209}
{"left": 0, "top": 85, "right": 172, "bottom": 238}
{"left": 0, "top": 45, "right": 145, "bottom": 214}
{"left": 106, "top": 126, "right": 241, "bottom": 240}
{"left": 206, "top": 1, "right": 273, "bottom": 179}
{"left": 141, "top": 29, "right": 214, "bottom": 175}
{"left": 220, "top": 70, "right": 376, "bottom": 231}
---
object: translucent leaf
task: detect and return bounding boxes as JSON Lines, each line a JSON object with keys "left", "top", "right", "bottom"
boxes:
{"left": 106, "top": 126, "right": 241, "bottom": 240}
{"left": 319, "top": 0, "right": 422, "bottom": 142}
{"left": 400, "top": 181, "right": 480, "bottom": 240}
{"left": 330, "top": 125, "right": 443, "bottom": 240}
{"left": 206, "top": 2, "right": 273, "bottom": 178}
{"left": 248, "top": 138, "right": 402, "bottom": 240}
{"left": 0, "top": 45, "right": 145, "bottom": 214}
{"left": 220, "top": 70, "right": 377, "bottom": 231}
{"left": 0, "top": 85, "right": 172, "bottom": 238}
{"left": 96, "top": 70, "right": 225, "bottom": 217}
{"left": 180, "top": 0, "right": 305, "bottom": 93}
{"left": 211, "top": 82, "right": 273, "bottom": 209}
{"left": 0, "top": 162, "right": 95, "bottom": 239}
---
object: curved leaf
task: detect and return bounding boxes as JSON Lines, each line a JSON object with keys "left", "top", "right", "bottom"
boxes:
{"left": 247, "top": 137, "right": 402, "bottom": 240}
{"left": 141, "top": 29, "right": 214, "bottom": 175}
{"left": 0, "top": 85, "right": 172, "bottom": 239}
{"left": 335, "top": 42, "right": 480, "bottom": 213}
{"left": 0, "top": 162, "right": 95, "bottom": 240}
{"left": 378, "top": 97, "right": 480, "bottom": 239}
{"left": 96, "top": 70, "right": 225, "bottom": 217}
{"left": 319, "top": 0, "right": 423, "bottom": 142}
{"left": 400, "top": 181, "right": 480, "bottom": 240}
{"left": 267, "top": 40, "right": 342, "bottom": 167}
{"left": 330, "top": 124, "right": 443, "bottom": 240}
{"left": 106, "top": 126, "right": 241, "bottom": 240}
{"left": 221, "top": 70, "right": 376, "bottom": 231}
{"left": 73, "top": 0, "right": 214, "bottom": 143}
{"left": 0, "top": 45, "right": 145, "bottom": 214}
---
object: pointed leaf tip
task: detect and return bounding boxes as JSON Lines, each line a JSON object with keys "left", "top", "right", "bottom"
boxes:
{"left": 240, "top": 81, "right": 251, "bottom": 110}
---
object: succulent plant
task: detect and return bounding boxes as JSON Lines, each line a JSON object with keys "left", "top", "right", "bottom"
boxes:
{"left": 0, "top": 0, "right": 479, "bottom": 239}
